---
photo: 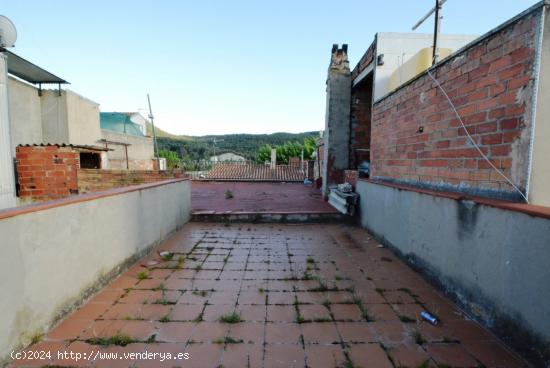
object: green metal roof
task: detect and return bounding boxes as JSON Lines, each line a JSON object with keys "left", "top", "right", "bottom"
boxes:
{"left": 100, "top": 112, "right": 144, "bottom": 136}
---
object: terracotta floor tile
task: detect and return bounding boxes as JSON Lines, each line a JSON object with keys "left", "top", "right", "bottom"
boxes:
{"left": 88, "top": 289, "right": 124, "bottom": 304}
{"left": 239, "top": 291, "right": 268, "bottom": 305}
{"left": 264, "top": 344, "right": 306, "bottom": 368}
{"left": 12, "top": 223, "right": 532, "bottom": 368}
{"left": 164, "top": 277, "right": 194, "bottom": 290}
{"left": 45, "top": 318, "right": 93, "bottom": 341}
{"left": 268, "top": 291, "right": 297, "bottom": 305}
{"left": 207, "top": 291, "right": 239, "bottom": 305}
{"left": 330, "top": 304, "right": 363, "bottom": 322}
{"left": 347, "top": 343, "right": 393, "bottom": 368}
{"left": 370, "top": 321, "right": 412, "bottom": 346}
{"left": 301, "top": 322, "right": 340, "bottom": 344}
{"left": 92, "top": 344, "right": 148, "bottom": 368}
{"left": 170, "top": 304, "right": 205, "bottom": 321}
{"left": 228, "top": 322, "right": 265, "bottom": 344}
{"left": 265, "top": 323, "right": 302, "bottom": 344}
{"left": 189, "top": 322, "right": 231, "bottom": 343}
{"left": 80, "top": 320, "right": 127, "bottom": 340}
{"left": 102, "top": 303, "right": 142, "bottom": 320}
{"left": 299, "top": 305, "right": 332, "bottom": 321}
{"left": 267, "top": 305, "right": 296, "bottom": 322}
{"left": 118, "top": 290, "right": 162, "bottom": 305}
{"left": 202, "top": 304, "right": 236, "bottom": 322}
{"left": 118, "top": 320, "right": 157, "bottom": 341}
{"left": 221, "top": 343, "right": 264, "bottom": 368}
{"left": 425, "top": 343, "right": 480, "bottom": 367}
{"left": 237, "top": 305, "right": 266, "bottom": 322}
{"left": 387, "top": 343, "right": 432, "bottom": 368}
{"left": 156, "top": 322, "right": 196, "bottom": 343}
{"left": 305, "top": 344, "right": 347, "bottom": 368}
{"left": 177, "top": 291, "right": 211, "bottom": 305}
{"left": 336, "top": 322, "right": 376, "bottom": 343}
{"left": 462, "top": 340, "right": 527, "bottom": 368}
{"left": 69, "top": 302, "right": 110, "bottom": 320}
{"left": 367, "top": 303, "right": 400, "bottom": 322}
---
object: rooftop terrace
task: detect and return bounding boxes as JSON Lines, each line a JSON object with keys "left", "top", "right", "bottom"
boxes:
{"left": 11, "top": 222, "right": 526, "bottom": 368}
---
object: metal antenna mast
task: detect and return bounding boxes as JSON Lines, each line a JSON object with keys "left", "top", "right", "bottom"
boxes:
{"left": 412, "top": 0, "right": 447, "bottom": 65}
{"left": 147, "top": 93, "right": 159, "bottom": 159}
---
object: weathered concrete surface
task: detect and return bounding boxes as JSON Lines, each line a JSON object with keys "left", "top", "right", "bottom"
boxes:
{"left": 356, "top": 179, "right": 550, "bottom": 366}
{"left": 322, "top": 44, "right": 351, "bottom": 196}
{"left": 0, "top": 179, "right": 191, "bottom": 364}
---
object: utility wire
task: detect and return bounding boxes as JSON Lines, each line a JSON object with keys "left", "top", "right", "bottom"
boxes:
{"left": 427, "top": 70, "right": 529, "bottom": 203}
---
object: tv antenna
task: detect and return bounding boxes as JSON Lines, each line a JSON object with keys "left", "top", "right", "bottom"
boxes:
{"left": 0, "top": 15, "right": 17, "bottom": 48}
{"left": 412, "top": 0, "right": 447, "bottom": 65}
{"left": 146, "top": 94, "right": 159, "bottom": 159}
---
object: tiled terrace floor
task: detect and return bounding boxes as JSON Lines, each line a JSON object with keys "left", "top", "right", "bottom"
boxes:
{"left": 192, "top": 182, "right": 337, "bottom": 214}
{"left": 14, "top": 223, "right": 526, "bottom": 367}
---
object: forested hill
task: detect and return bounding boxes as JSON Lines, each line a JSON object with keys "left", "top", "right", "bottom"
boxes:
{"left": 147, "top": 123, "right": 319, "bottom": 161}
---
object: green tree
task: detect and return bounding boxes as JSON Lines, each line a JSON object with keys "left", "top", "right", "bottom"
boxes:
{"left": 158, "top": 149, "right": 181, "bottom": 169}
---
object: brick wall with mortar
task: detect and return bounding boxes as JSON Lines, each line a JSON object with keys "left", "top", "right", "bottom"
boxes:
{"left": 77, "top": 169, "right": 185, "bottom": 193}
{"left": 370, "top": 11, "right": 540, "bottom": 201}
{"left": 16, "top": 146, "right": 79, "bottom": 201}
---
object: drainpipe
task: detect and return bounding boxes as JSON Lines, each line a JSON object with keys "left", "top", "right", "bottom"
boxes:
{"left": 525, "top": 5, "right": 546, "bottom": 202}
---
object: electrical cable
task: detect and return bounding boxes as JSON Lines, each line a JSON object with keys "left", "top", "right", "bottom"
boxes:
{"left": 427, "top": 70, "right": 529, "bottom": 202}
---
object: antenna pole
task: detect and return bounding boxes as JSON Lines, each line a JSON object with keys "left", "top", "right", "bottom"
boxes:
{"left": 411, "top": 0, "right": 447, "bottom": 65}
{"left": 432, "top": 0, "right": 442, "bottom": 65}
{"left": 147, "top": 94, "right": 159, "bottom": 159}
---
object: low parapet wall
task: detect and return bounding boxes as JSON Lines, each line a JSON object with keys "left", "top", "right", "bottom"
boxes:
{"left": 356, "top": 179, "right": 550, "bottom": 366}
{"left": 77, "top": 169, "right": 185, "bottom": 193}
{"left": 0, "top": 178, "right": 191, "bottom": 364}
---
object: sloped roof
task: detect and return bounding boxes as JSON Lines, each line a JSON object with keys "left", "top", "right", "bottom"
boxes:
{"left": 100, "top": 112, "right": 144, "bottom": 137}
{"left": 4, "top": 50, "right": 68, "bottom": 84}
{"left": 205, "top": 164, "right": 305, "bottom": 182}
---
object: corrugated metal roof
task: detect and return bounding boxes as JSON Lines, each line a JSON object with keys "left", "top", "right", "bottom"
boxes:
{"left": 18, "top": 143, "right": 111, "bottom": 152}
{"left": 100, "top": 112, "right": 144, "bottom": 137}
{"left": 3, "top": 50, "right": 68, "bottom": 84}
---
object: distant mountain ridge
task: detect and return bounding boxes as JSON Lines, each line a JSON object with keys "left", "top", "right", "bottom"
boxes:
{"left": 146, "top": 123, "right": 320, "bottom": 161}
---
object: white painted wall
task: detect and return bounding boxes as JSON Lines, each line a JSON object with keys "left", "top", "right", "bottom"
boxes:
{"left": 0, "top": 179, "right": 191, "bottom": 362}
{"left": 40, "top": 90, "right": 68, "bottom": 144}
{"left": 7, "top": 77, "right": 43, "bottom": 151}
{"left": 0, "top": 54, "right": 16, "bottom": 209}
{"left": 102, "top": 130, "right": 154, "bottom": 161}
{"left": 374, "top": 33, "right": 478, "bottom": 101}
{"left": 66, "top": 90, "right": 101, "bottom": 146}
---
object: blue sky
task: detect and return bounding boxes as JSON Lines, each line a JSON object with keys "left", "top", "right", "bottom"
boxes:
{"left": 3, "top": 0, "right": 535, "bottom": 136}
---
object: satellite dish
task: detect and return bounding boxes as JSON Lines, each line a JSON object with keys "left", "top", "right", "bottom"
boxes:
{"left": 0, "top": 15, "right": 17, "bottom": 48}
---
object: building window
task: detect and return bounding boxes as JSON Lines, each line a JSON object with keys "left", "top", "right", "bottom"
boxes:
{"left": 80, "top": 152, "right": 101, "bottom": 169}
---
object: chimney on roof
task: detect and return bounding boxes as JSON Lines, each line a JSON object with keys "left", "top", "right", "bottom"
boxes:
{"left": 322, "top": 43, "right": 351, "bottom": 197}
{"left": 270, "top": 148, "right": 276, "bottom": 169}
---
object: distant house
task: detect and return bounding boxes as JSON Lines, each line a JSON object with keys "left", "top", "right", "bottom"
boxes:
{"left": 99, "top": 112, "right": 155, "bottom": 170}
{"left": 209, "top": 152, "right": 246, "bottom": 163}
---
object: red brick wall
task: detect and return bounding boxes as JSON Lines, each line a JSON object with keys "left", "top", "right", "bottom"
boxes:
{"left": 351, "top": 41, "right": 376, "bottom": 79}
{"left": 344, "top": 170, "right": 359, "bottom": 189}
{"left": 370, "top": 11, "right": 539, "bottom": 199}
{"left": 16, "top": 146, "right": 79, "bottom": 201}
{"left": 350, "top": 76, "right": 373, "bottom": 169}
{"left": 77, "top": 169, "right": 185, "bottom": 193}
